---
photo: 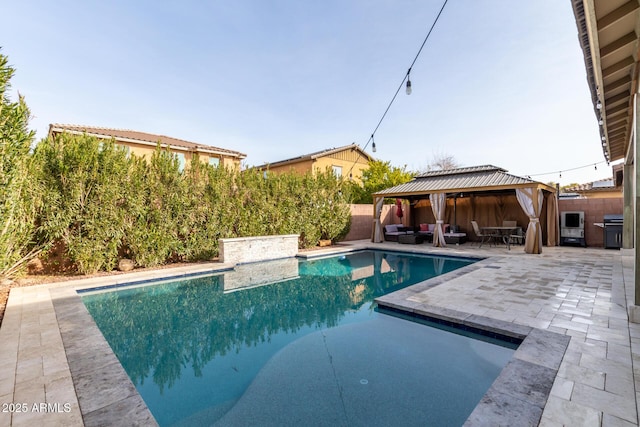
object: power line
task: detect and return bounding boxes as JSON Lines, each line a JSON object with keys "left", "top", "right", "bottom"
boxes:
{"left": 345, "top": 0, "right": 449, "bottom": 179}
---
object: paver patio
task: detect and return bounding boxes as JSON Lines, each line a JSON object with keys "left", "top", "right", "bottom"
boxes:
{"left": 0, "top": 242, "right": 637, "bottom": 426}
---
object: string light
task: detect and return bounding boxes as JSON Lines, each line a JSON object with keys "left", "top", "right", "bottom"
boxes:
{"left": 343, "top": 0, "right": 449, "bottom": 179}
{"left": 527, "top": 160, "right": 609, "bottom": 179}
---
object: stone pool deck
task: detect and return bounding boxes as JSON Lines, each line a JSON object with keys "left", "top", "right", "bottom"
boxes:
{"left": 0, "top": 241, "right": 637, "bottom": 426}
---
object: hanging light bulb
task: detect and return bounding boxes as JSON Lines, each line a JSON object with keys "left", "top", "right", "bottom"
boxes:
{"left": 594, "top": 164, "right": 597, "bottom": 170}
{"left": 559, "top": 172, "right": 562, "bottom": 179}
{"left": 598, "top": 117, "right": 603, "bottom": 126}
{"left": 406, "top": 68, "right": 412, "bottom": 95}
{"left": 596, "top": 99, "right": 602, "bottom": 110}
{"left": 371, "top": 134, "right": 376, "bottom": 153}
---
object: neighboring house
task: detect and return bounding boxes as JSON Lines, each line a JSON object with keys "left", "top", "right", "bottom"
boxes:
{"left": 562, "top": 164, "right": 624, "bottom": 199}
{"left": 252, "top": 143, "right": 372, "bottom": 182}
{"left": 563, "top": 179, "right": 621, "bottom": 199}
{"left": 48, "top": 124, "right": 247, "bottom": 170}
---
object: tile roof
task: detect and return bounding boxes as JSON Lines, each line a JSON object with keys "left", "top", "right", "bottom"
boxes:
{"left": 375, "top": 164, "right": 553, "bottom": 196}
{"left": 564, "top": 178, "right": 616, "bottom": 192}
{"left": 48, "top": 124, "right": 246, "bottom": 158}
{"left": 252, "top": 143, "right": 371, "bottom": 169}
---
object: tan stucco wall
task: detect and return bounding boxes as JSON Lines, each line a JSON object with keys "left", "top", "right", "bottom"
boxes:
{"left": 313, "top": 157, "right": 368, "bottom": 182}
{"left": 576, "top": 191, "right": 623, "bottom": 199}
{"left": 268, "top": 160, "right": 315, "bottom": 176}
{"left": 266, "top": 154, "right": 369, "bottom": 183}
{"left": 117, "top": 141, "right": 240, "bottom": 169}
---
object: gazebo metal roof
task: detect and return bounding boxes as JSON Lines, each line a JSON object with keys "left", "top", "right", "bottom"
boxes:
{"left": 374, "top": 165, "right": 555, "bottom": 197}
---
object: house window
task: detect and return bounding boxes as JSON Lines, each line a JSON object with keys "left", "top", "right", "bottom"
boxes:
{"left": 120, "top": 145, "right": 130, "bottom": 158}
{"left": 175, "top": 153, "right": 186, "bottom": 172}
{"left": 209, "top": 157, "right": 220, "bottom": 167}
{"left": 332, "top": 165, "right": 342, "bottom": 178}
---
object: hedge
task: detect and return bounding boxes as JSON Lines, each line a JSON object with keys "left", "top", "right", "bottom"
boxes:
{"left": 15, "top": 133, "right": 352, "bottom": 275}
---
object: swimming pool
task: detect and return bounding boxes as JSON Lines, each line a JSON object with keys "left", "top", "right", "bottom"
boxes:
{"left": 81, "top": 250, "right": 516, "bottom": 426}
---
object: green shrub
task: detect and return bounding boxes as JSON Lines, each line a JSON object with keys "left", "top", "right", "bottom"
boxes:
{"left": 32, "top": 133, "right": 132, "bottom": 273}
{"left": 25, "top": 135, "right": 353, "bottom": 273}
{"left": 0, "top": 52, "right": 41, "bottom": 278}
{"left": 126, "top": 147, "right": 186, "bottom": 267}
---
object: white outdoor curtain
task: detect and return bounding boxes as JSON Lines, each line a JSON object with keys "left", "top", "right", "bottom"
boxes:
{"left": 433, "top": 257, "right": 445, "bottom": 275}
{"left": 429, "top": 193, "right": 447, "bottom": 247}
{"left": 516, "top": 187, "right": 544, "bottom": 254}
{"left": 372, "top": 196, "right": 385, "bottom": 243}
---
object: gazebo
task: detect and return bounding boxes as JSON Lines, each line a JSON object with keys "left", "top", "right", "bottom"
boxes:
{"left": 371, "top": 165, "right": 559, "bottom": 254}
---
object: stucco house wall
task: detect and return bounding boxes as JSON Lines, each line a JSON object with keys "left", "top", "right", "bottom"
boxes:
{"left": 48, "top": 124, "right": 245, "bottom": 170}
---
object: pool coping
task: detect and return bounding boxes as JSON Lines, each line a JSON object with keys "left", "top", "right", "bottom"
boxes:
{"left": 375, "top": 303, "right": 569, "bottom": 426}
{"left": 374, "top": 253, "right": 571, "bottom": 426}
{"left": 12, "top": 247, "right": 572, "bottom": 425}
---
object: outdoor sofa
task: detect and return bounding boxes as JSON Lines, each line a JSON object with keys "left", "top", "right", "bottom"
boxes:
{"left": 383, "top": 224, "right": 415, "bottom": 242}
{"left": 385, "top": 223, "right": 467, "bottom": 244}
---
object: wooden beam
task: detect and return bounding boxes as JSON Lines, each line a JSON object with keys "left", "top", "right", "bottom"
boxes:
{"left": 606, "top": 110, "right": 629, "bottom": 124}
{"left": 608, "top": 127, "right": 627, "bottom": 138}
{"left": 607, "top": 101, "right": 631, "bottom": 116}
{"left": 608, "top": 112, "right": 630, "bottom": 125}
{"left": 609, "top": 137, "right": 626, "bottom": 149}
{"left": 600, "top": 32, "right": 637, "bottom": 59}
{"left": 602, "top": 56, "right": 635, "bottom": 78}
{"left": 608, "top": 122, "right": 628, "bottom": 134}
{"left": 597, "top": 0, "right": 640, "bottom": 31}
{"left": 608, "top": 123, "right": 629, "bottom": 136}
{"left": 605, "top": 91, "right": 630, "bottom": 106}
{"left": 604, "top": 75, "right": 633, "bottom": 93}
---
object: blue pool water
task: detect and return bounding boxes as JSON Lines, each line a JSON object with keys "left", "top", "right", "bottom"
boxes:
{"left": 81, "top": 250, "right": 515, "bottom": 426}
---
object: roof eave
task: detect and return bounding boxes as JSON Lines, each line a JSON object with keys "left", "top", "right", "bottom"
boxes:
{"left": 49, "top": 125, "right": 246, "bottom": 159}
{"left": 572, "top": 0, "right": 640, "bottom": 163}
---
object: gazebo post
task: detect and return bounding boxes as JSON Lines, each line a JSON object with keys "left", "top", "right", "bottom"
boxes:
{"left": 371, "top": 195, "right": 384, "bottom": 243}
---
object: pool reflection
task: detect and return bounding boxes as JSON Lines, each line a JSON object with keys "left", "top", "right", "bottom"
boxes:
{"left": 82, "top": 250, "right": 474, "bottom": 426}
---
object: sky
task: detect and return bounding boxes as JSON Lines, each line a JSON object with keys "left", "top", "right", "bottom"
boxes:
{"left": 1, "top": 0, "right": 619, "bottom": 186}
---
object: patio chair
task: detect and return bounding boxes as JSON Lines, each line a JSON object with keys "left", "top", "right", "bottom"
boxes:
{"left": 502, "top": 220, "right": 523, "bottom": 245}
{"left": 509, "top": 227, "right": 525, "bottom": 245}
{"left": 471, "top": 220, "right": 495, "bottom": 247}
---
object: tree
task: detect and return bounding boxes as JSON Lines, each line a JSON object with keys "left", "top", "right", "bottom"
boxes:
{"left": 0, "top": 51, "right": 40, "bottom": 279}
{"left": 424, "top": 150, "right": 461, "bottom": 171}
{"left": 352, "top": 160, "right": 413, "bottom": 204}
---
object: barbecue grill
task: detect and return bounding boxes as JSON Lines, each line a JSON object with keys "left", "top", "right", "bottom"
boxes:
{"left": 603, "top": 214, "right": 623, "bottom": 249}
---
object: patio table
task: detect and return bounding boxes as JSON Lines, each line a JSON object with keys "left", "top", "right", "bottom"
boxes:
{"left": 398, "top": 233, "right": 424, "bottom": 244}
{"left": 480, "top": 226, "right": 518, "bottom": 250}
